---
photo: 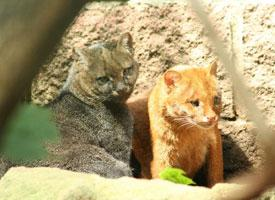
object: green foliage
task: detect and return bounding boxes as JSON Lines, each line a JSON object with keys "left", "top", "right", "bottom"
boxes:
{"left": 159, "top": 167, "right": 196, "bottom": 185}
{"left": 2, "top": 103, "right": 59, "bottom": 163}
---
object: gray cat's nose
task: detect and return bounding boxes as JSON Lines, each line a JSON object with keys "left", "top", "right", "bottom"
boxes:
{"left": 117, "top": 82, "right": 125, "bottom": 92}
{"left": 112, "top": 91, "right": 119, "bottom": 96}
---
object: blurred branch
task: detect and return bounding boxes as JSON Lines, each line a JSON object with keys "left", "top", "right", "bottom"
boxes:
{"left": 0, "top": 0, "right": 87, "bottom": 144}
{"left": 189, "top": 0, "right": 275, "bottom": 199}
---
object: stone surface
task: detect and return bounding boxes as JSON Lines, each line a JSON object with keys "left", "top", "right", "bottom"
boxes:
{"left": 257, "top": 188, "right": 275, "bottom": 200}
{"left": 0, "top": 167, "right": 247, "bottom": 200}
{"left": 219, "top": 119, "right": 263, "bottom": 178}
{"left": 242, "top": 4, "right": 275, "bottom": 125}
{"left": 29, "top": 0, "right": 275, "bottom": 179}
{"left": 0, "top": 158, "right": 12, "bottom": 178}
{"left": 31, "top": 1, "right": 236, "bottom": 119}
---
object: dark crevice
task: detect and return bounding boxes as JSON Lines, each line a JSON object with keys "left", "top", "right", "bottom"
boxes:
{"left": 221, "top": 116, "right": 237, "bottom": 121}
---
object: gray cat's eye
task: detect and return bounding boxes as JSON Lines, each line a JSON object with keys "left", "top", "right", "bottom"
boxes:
{"left": 96, "top": 76, "right": 111, "bottom": 85}
{"left": 123, "top": 65, "right": 134, "bottom": 78}
{"left": 214, "top": 96, "right": 220, "bottom": 105}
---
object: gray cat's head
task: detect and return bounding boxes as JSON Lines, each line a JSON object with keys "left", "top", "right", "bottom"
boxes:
{"left": 72, "top": 33, "right": 138, "bottom": 103}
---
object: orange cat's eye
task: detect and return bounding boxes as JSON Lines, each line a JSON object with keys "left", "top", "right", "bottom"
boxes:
{"left": 189, "top": 100, "right": 199, "bottom": 107}
{"left": 214, "top": 96, "right": 220, "bottom": 105}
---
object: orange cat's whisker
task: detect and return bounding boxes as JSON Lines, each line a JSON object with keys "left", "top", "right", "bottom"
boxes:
{"left": 186, "top": 124, "right": 196, "bottom": 130}
{"left": 177, "top": 121, "right": 193, "bottom": 130}
{"left": 172, "top": 118, "right": 187, "bottom": 123}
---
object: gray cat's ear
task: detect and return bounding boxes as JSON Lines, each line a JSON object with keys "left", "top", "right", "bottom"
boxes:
{"left": 75, "top": 48, "right": 91, "bottom": 65}
{"left": 117, "top": 32, "right": 133, "bottom": 54}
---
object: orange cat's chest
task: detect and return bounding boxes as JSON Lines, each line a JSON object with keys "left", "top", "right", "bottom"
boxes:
{"left": 156, "top": 128, "right": 210, "bottom": 177}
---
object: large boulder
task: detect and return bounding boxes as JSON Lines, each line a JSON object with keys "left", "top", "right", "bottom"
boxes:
{"left": 0, "top": 167, "right": 246, "bottom": 200}
{"left": 30, "top": 0, "right": 275, "bottom": 178}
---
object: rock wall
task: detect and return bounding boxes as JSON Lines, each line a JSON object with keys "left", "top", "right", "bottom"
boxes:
{"left": 31, "top": 1, "right": 275, "bottom": 179}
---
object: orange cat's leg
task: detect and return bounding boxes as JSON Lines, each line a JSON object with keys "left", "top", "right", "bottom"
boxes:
{"left": 150, "top": 140, "right": 170, "bottom": 178}
{"left": 151, "top": 158, "right": 166, "bottom": 178}
{"left": 206, "top": 128, "right": 224, "bottom": 187}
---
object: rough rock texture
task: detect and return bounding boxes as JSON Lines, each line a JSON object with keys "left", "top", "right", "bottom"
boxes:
{"left": 30, "top": 1, "right": 275, "bottom": 179}
{"left": 242, "top": 4, "right": 275, "bottom": 125}
{"left": 0, "top": 167, "right": 248, "bottom": 200}
{"left": 0, "top": 158, "right": 12, "bottom": 178}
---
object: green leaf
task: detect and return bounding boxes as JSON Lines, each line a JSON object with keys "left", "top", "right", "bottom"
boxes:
{"left": 2, "top": 103, "right": 60, "bottom": 163}
{"left": 159, "top": 167, "right": 196, "bottom": 185}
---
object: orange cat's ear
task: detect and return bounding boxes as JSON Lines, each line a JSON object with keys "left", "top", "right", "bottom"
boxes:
{"left": 209, "top": 60, "right": 218, "bottom": 76}
{"left": 164, "top": 70, "right": 181, "bottom": 86}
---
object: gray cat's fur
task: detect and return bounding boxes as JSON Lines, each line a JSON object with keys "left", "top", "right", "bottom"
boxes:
{"left": 46, "top": 33, "right": 139, "bottom": 178}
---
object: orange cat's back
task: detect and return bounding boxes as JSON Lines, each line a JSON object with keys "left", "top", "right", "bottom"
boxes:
{"left": 127, "top": 90, "right": 152, "bottom": 178}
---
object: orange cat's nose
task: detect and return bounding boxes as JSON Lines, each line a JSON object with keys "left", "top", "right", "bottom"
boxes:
{"left": 205, "top": 116, "right": 217, "bottom": 124}
{"left": 197, "top": 116, "right": 217, "bottom": 128}
{"left": 200, "top": 115, "right": 217, "bottom": 126}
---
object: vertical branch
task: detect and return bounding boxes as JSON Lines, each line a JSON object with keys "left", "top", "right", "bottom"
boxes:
{"left": 189, "top": 0, "right": 275, "bottom": 198}
{"left": 0, "top": 0, "right": 87, "bottom": 143}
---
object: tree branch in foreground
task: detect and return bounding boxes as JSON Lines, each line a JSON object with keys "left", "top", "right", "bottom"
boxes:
{"left": 0, "top": 0, "right": 87, "bottom": 144}
{"left": 189, "top": 0, "right": 275, "bottom": 199}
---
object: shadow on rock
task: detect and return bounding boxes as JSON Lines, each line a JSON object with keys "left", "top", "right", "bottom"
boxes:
{"left": 222, "top": 135, "right": 252, "bottom": 180}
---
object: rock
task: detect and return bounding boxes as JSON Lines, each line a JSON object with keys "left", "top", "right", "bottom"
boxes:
{"left": 0, "top": 158, "right": 12, "bottom": 178}
{"left": 219, "top": 119, "right": 264, "bottom": 177}
{"left": 29, "top": 0, "right": 275, "bottom": 179}
{"left": 0, "top": 167, "right": 247, "bottom": 200}
{"left": 242, "top": 4, "right": 275, "bottom": 126}
{"left": 31, "top": 1, "right": 236, "bottom": 119}
{"left": 257, "top": 188, "right": 275, "bottom": 200}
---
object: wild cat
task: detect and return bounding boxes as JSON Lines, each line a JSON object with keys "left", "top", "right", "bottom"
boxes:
{"left": 46, "top": 33, "right": 139, "bottom": 178}
{"left": 129, "top": 61, "right": 223, "bottom": 186}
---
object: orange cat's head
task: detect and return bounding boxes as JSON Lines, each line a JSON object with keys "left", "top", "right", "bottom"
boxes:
{"left": 162, "top": 61, "right": 221, "bottom": 129}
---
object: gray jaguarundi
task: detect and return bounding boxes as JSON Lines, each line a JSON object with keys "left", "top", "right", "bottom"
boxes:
{"left": 47, "top": 33, "right": 139, "bottom": 178}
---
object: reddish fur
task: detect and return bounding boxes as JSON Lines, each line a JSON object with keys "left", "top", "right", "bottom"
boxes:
{"left": 129, "top": 62, "right": 223, "bottom": 187}
{"left": 127, "top": 91, "right": 152, "bottom": 178}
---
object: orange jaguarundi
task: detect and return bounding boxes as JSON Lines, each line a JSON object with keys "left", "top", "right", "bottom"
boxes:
{"left": 129, "top": 61, "right": 223, "bottom": 187}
